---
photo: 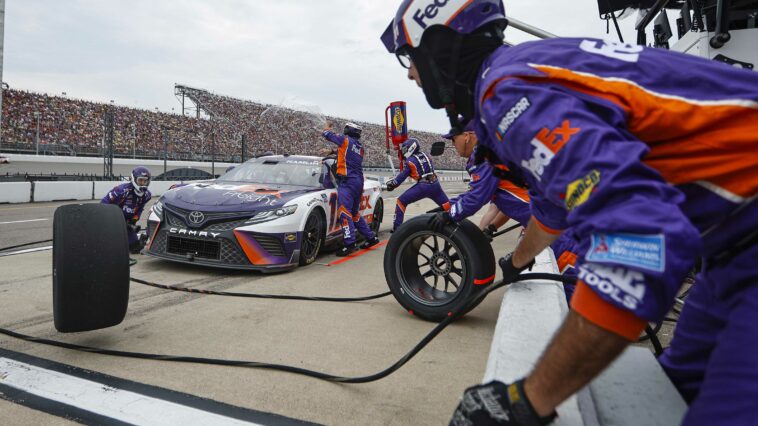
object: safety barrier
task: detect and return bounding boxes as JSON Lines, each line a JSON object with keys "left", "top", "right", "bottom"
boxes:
{"left": 0, "top": 182, "right": 32, "bottom": 203}
{"left": 484, "top": 249, "right": 686, "bottom": 425}
{"left": 34, "top": 182, "right": 94, "bottom": 202}
{"left": 0, "top": 180, "right": 188, "bottom": 204}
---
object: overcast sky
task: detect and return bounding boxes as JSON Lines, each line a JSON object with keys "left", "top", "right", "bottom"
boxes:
{"left": 4, "top": 0, "right": 671, "bottom": 133}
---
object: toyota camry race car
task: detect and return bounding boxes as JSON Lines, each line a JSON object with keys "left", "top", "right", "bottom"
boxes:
{"left": 145, "top": 155, "right": 383, "bottom": 272}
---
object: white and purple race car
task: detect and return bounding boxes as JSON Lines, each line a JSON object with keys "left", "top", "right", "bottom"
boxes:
{"left": 145, "top": 155, "right": 383, "bottom": 272}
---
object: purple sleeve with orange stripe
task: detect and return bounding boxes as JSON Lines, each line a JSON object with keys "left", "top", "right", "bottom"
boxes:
{"left": 322, "top": 131, "right": 346, "bottom": 147}
{"left": 477, "top": 76, "right": 700, "bottom": 325}
{"left": 391, "top": 158, "right": 413, "bottom": 186}
{"left": 450, "top": 157, "right": 498, "bottom": 222}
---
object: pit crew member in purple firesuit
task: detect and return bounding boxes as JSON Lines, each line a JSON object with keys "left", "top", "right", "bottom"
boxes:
{"left": 385, "top": 137, "right": 450, "bottom": 232}
{"left": 430, "top": 119, "right": 578, "bottom": 299}
{"left": 322, "top": 121, "right": 379, "bottom": 256}
{"left": 382, "top": 0, "right": 758, "bottom": 424}
{"left": 101, "top": 166, "right": 152, "bottom": 254}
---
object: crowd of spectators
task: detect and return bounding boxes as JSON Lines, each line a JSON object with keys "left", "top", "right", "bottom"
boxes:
{"left": 0, "top": 87, "right": 465, "bottom": 169}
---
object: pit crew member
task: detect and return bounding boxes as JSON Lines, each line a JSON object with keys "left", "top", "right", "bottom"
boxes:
{"left": 322, "top": 121, "right": 379, "bottom": 256}
{"left": 385, "top": 137, "right": 450, "bottom": 232}
{"left": 382, "top": 0, "right": 758, "bottom": 424}
{"left": 101, "top": 166, "right": 152, "bottom": 254}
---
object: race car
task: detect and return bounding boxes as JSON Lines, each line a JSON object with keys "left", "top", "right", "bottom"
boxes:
{"left": 145, "top": 155, "right": 383, "bottom": 272}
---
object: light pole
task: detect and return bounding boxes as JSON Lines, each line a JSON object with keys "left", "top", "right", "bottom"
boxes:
{"left": 34, "top": 111, "right": 40, "bottom": 155}
{"left": 131, "top": 123, "right": 136, "bottom": 159}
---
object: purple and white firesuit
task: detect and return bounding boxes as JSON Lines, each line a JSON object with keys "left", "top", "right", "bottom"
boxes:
{"left": 389, "top": 151, "right": 450, "bottom": 230}
{"left": 101, "top": 182, "right": 152, "bottom": 247}
{"left": 450, "top": 146, "right": 578, "bottom": 298}
{"left": 472, "top": 38, "right": 758, "bottom": 424}
{"left": 322, "top": 130, "right": 376, "bottom": 247}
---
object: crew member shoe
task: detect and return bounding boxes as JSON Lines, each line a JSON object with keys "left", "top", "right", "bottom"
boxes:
{"left": 361, "top": 237, "right": 380, "bottom": 249}
{"left": 336, "top": 245, "right": 358, "bottom": 257}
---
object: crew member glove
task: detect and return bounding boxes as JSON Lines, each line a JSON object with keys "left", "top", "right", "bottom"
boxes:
{"left": 429, "top": 211, "right": 452, "bottom": 233}
{"left": 483, "top": 224, "right": 498, "bottom": 242}
{"left": 385, "top": 180, "right": 397, "bottom": 191}
{"left": 498, "top": 252, "right": 535, "bottom": 284}
{"left": 126, "top": 223, "right": 141, "bottom": 234}
{"left": 450, "top": 379, "right": 556, "bottom": 426}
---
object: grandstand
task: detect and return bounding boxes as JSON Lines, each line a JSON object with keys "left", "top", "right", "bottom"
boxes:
{"left": 0, "top": 86, "right": 465, "bottom": 170}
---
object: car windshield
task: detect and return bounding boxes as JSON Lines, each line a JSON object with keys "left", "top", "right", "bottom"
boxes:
{"left": 219, "top": 159, "right": 323, "bottom": 187}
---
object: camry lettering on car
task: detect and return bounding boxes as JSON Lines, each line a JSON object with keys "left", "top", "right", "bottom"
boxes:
{"left": 169, "top": 228, "right": 221, "bottom": 238}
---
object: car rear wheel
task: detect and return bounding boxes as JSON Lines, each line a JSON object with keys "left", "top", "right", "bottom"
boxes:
{"left": 299, "top": 209, "right": 324, "bottom": 266}
{"left": 371, "top": 197, "right": 383, "bottom": 235}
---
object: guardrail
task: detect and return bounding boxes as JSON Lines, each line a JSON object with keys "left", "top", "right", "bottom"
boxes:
{"left": 0, "top": 180, "right": 187, "bottom": 204}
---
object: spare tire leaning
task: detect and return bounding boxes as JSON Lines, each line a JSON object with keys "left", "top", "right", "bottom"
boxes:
{"left": 383, "top": 215, "right": 495, "bottom": 322}
{"left": 53, "top": 203, "right": 130, "bottom": 333}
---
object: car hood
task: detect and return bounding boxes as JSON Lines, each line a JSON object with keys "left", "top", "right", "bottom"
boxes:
{"left": 160, "top": 181, "right": 318, "bottom": 212}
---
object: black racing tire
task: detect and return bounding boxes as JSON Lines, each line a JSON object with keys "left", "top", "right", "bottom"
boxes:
{"left": 383, "top": 215, "right": 496, "bottom": 322}
{"left": 53, "top": 203, "right": 130, "bottom": 333}
{"left": 299, "top": 209, "right": 324, "bottom": 266}
{"left": 371, "top": 197, "right": 384, "bottom": 235}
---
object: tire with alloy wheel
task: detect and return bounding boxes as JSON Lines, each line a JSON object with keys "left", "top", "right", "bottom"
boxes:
{"left": 370, "top": 198, "right": 383, "bottom": 235}
{"left": 299, "top": 209, "right": 324, "bottom": 266}
{"left": 383, "top": 215, "right": 495, "bottom": 322}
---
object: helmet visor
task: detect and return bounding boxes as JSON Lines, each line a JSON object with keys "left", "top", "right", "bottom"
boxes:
{"left": 135, "top": 176, "right": 150, "bottom": 187}
{"left": 396, "top": 51, "right": 411, "bottom": 69}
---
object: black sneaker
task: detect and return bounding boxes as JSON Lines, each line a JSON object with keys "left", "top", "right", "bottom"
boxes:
{"left": 336, "top": 245, "right": 358, "bottom": 257}
{"left": 361, "top": 237, "right": 380, "bottom": 249}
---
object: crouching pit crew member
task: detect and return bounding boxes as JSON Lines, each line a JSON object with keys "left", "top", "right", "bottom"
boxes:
{"left": 322, "top": 120, "right": 379, "bottom": 256}
{"left": 382, "top": 0, "right": 758, "bottom": 424}
{"left": 385, "top": 137, "right": 450, "bottom": 232}
{"left": 430, "top": 119, "right": 578, "bottom": 300}
{"left": 101, "top": 166, "right": 152, "bottom": 254}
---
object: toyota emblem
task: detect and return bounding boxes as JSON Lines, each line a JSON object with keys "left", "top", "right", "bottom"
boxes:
{"left": 188, "top": 211, "right": 205, "bottom": 225}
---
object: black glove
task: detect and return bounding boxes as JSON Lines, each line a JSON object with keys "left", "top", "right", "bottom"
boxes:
{"left": 450, "top": 380, "right": 556, "bottom": 426}
{"left": 498, "top": 252, "right": 535, "bottom": 284}
{"left": 429, "top": 211, "right": 452, "bottom": 233}
{"left": 126, "top": 223, "right": 141, "bottom": 234}
{"left": 483, "top": 224, "right": 498, "bottom": 242}
{"left": 385, "top": 180, "right": 397, "bottom": 191}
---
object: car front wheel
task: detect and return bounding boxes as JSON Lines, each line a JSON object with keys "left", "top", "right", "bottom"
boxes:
{"left": 299, "top": 209, "right": 324, "bottom": 266}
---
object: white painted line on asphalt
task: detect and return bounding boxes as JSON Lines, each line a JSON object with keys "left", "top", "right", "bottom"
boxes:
{"left": 0, "top": 358, "right": 260, "bottom": 426}
{"left": 0, "top": 218, "right": 49, "bottom": 225}
{"left": 0, "top": 246, "right": 53, "bottom": 257}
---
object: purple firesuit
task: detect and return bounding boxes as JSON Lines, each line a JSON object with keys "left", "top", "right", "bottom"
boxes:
{"left": 322, "top": 130, "right": 375, "bottom": 246}
{"left": 472, "top": 38, "right": 758, "bottom": 424}
{"left": 388, "top": 152, "right": 450, "bottom": 230}
{"left": 101, "top": 182, "right": 152, "bottom": 246}
{"left": 450, "top": 147, "right": 578, "bottom": 298}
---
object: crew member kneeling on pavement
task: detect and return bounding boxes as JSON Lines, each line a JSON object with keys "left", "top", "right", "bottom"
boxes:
{"left": 385, "top": 137, "right": 450, "bottom": 232}
{"left": 101, "top": 166, "right": 152, "bottom": 254}
{"left": 321, "top": 121, "right": 379, "bottom": 256}
{"left": 430, "top": 119, "right": 578, "bottom": 299}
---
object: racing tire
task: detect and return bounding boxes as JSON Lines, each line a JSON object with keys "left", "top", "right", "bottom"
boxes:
{"left": 383, "top": 215, "right": 495, "bottom": 322}
{"left": 299, "top": 209, "right": 324, "bottom": 266}
{"left": 53, "top": 203, "right": 130, "bottom": 333}
{"left": 370, "top": 197, "right": 384, "bottom": 235}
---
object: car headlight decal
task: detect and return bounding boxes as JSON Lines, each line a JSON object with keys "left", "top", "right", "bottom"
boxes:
{"left": 244, "top": 205, "right": 298, "bottom": 225}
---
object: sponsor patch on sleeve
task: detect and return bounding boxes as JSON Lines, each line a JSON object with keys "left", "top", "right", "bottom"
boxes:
{"left": 495, "top": 96, "right": 530, "bottom": 140}
{"left": 565, "top": 170, "right": 600, "bottom": 211}
{"left": 578, "top": 263, "right": 646, "bottom": 310}
{"left": 587, "top": 233, "right": 665, "bottom": 272}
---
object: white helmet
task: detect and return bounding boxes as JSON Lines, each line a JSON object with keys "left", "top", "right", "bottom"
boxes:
{"left": 344, "top": 122, "right": 362, "bottom": 139}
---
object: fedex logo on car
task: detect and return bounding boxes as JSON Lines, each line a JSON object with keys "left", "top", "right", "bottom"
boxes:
{"left": 404, "top": 0, "right": 469, "bottom": 47}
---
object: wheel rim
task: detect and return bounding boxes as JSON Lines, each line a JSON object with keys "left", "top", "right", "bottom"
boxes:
{"left": 395, "top": 231, "right": 467, "bottom": 307}
{"left": 302, "top": 214, "right": 322, "bottom": 259}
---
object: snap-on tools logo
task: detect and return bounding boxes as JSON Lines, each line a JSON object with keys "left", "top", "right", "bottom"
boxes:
{"left": 564, "top": 170, "right": 600, "bottom": 211}
{"left": 404, "top": 0, "right": 470, "bottom": 47}
{"left": 587, "top": 232, "right": 665, "bottom": 272}
{"left": 496, "top": 97, "right": 530, "bottom": 140}
{"left": 578, "top": 263, "right": 646, "bottom": 310}
{"left": 522, "top": 120, "right": 579, "bottom": 181}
